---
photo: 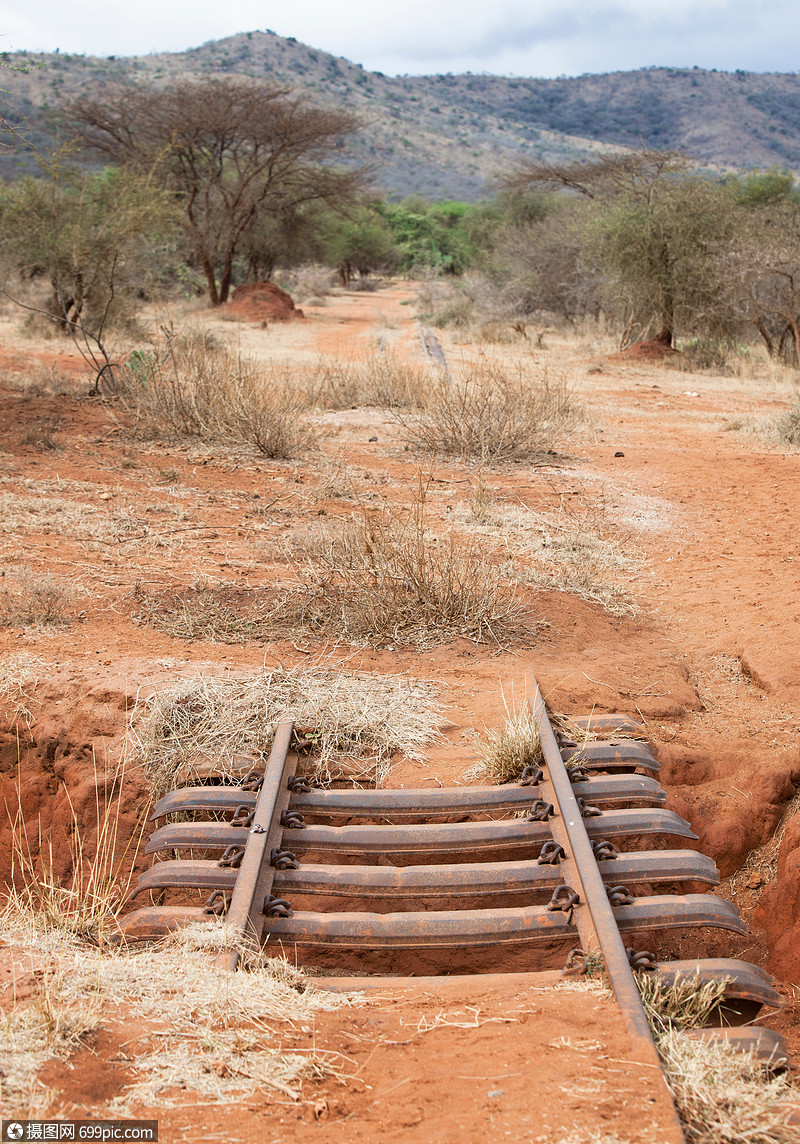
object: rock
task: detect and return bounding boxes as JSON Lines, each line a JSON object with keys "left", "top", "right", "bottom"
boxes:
{"left": 224, "top": 280, "right": 304, "bottom": 323}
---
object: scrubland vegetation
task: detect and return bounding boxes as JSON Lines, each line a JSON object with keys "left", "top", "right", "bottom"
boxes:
{"left": 1, "top": 67, "right": 799, "bottom": 1140}
{"left": 2, "top": 74, "right": 800, "bottom": 374}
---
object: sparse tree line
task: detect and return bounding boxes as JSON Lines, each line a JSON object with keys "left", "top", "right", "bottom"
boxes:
{"left": 1, "top": 73, "right": 800, "bottom": 370}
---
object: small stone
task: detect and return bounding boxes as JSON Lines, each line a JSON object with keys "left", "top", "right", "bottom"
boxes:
{"left": 614, "top": 451, "right": 625, "bottom": 458}
{"left": 369, "top": 436, "right": 378, "bottom": 443}
{"left": 487, "top": 1089, "right": 504, "bottom": 1099}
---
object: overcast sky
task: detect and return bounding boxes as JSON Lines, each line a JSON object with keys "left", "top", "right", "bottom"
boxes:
{"left": 2, "top": 0, "right": 798, "bottom": 77}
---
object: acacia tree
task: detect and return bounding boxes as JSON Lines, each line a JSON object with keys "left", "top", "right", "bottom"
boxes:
{"left": 502, "top": 150, "right": 740, "bottom": 347}
{"left": 68, "top": 78, "right": 363, "bottom": 306}
{"left": 733, "top": 198, "right": 800, "bottom": 366}
{"left": 0, "top": 161, "right": 173, "bottom": 389}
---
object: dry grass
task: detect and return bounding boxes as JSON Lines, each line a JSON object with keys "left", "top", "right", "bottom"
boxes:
{"left": 131, "top": 664, "right": 443, "bottom": 793}
{"left": 0, "top": 490, "right": 194, "bottom": 552}
{"left": 0, "top": 916, "right": 354, "bottom": 1114}
{"left": 0, "top": 566, "right": 76, "bottom": 627}
{"left": 289, "top": 485, "right": 533, "bottom": 647}
{"left": 467, "top": 701, "right": 543, "bottom": 784}
{"left": 0, "top": 651, "right": 50, "bottom": 729}
{"left": 5, "top": 757, "right": 146, "bottom": 944}
{"left": 658, "top": 1032, "right": 797, "bottom": 1144}
{"left": 396, "top": 358, "right": 579, "bottom": 463}
{"left": 307, "top": 352, "right": 426, "bottom": 410}
{"left": 132, "top": 580, "right": 283, "bottom": 644}
{"left": 638, "top": 971, "right": 798, "bottom": 1143}
{"left": 770, "top": 396, "right": 800, "bottom": 449}
{"left": 115, "top": 333, "right": 319, "bottom": 458}
{"left": 0, "top": 973, "right": 100, "bottom": 1117}
{"left": 638, "top": 971, "right": 729, "bottom": 1036}
{"left": 455, "top": 490, "right": 640, "bottom": 617}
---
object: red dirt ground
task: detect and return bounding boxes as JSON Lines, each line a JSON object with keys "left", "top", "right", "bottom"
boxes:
{"left": 0, "top": 284, "right": 798, "bottom": 1139}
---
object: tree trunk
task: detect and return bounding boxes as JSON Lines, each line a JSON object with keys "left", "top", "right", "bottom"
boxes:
{"left": 199, "top": 253, "right": 220, "bottom": 307}
{"left": 218, "top": 251, "right": 235, "bottom": 305}
{"left": 755, "top": 317, "right": 776, "bottom": 359}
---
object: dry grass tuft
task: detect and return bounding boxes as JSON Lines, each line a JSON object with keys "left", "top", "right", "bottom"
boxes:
{"left": 0, "top": 651, "right": 50, "bottom": 728}
{"left": 637, "top": 971, "right": 729, "bottom": 1036}
{"left": 396, "top": 358, "right": 579, "bottom": 463}
{"left": 0, "top": 567, "right": 76, "bottom": 628}
{"left": 4, "top": 758, "right": 146, "bottom": 944}
{"left": 115, "top": 333, "right": 319, "bottom": 458}
{"left": 131, "top": 665, "right": 442, "bottom": 793}
{"left": 308, "top": 352, "right": 426, "bottom": 410}
{"left": 471, "top": 705, "right": 543, "bottom": 784}
{"left": 657, "top": 1032, "right": 797, "bottom": 1144}
{"left": 288, "top": 487, "right": 533, "bottom": 647}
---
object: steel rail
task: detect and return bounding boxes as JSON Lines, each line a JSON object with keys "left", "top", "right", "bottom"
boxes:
{"left": 144, "top": 806, "right": 696, "bottom": 860}
{"left": 149, "top": 772, "right": 666, "bottom": 822}
{"left": 526, "top": 674, "right": 683, "bottom": 1132}
{"left": 130, "top": 847, "right": 720, "bottom": 904}
{"left": 212, "top": 721, "right": 294, "bottom": 971}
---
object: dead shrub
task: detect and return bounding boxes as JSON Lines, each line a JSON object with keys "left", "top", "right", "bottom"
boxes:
{"left": 308, "top": 352, "right": 425, "bottom": 410}
{"left": 115, "top": 333, "right": 319, "bottom": 458}
{"left": 0, "top": 568, "right": 75, "bottom": 628}
{"left": 132, "top": 581, "right": 281, "bottom": 644}
{"left": 397, "top": 358, "right": 578, "bottom": 463}
{"left": 773, "top": 397, "right": 800, "bottom": 447}
{"left": 289, "top": 483, "right": 534, "bottom": 647}
{"left": 288, "top": 263, "right": 337, "bottom": 300}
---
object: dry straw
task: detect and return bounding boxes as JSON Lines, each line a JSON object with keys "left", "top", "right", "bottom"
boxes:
{"left": 290, "top": 481, "right": 534, "bottom": 647}
{"left": 115, "top": 331, "right": 319, "bottom": 458}
{"left": 131, "top": 664, "right": 442, "bottom": 793}
{"left": 396, "top": 357, "right": 579, "bottom": 463}
{"left": 638, "top": 971, "right": 798, "bottom": 1143}
{"left": 0, "top": 917, "right": 354, "bottom": 1114}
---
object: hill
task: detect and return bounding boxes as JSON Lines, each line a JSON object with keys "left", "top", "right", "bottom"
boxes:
{"left": 3, "top": 30, "right": 800, "bottom": 198}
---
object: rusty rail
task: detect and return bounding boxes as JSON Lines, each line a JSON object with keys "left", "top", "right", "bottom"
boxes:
{"left": 212, "top": 720, "right": 294, "bottom": 971}
{"left": 527, "top": 676, "right": 666, "bottom": 1064}
{"left": 120, "top": 677, "right": 790, "bottom": 1106}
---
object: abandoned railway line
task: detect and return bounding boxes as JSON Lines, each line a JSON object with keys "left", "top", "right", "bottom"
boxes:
{"left": 120, "top": 674, "right": 790, "bottom": 1134}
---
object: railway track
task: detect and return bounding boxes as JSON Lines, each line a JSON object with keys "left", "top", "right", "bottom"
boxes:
{"left": 120, "top": 674, "right": 790, "bottom": 1133}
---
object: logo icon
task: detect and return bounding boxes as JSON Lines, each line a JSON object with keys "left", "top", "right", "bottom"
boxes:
{"left": 7, "top": 1125, "right": 24, "bottom": 1141}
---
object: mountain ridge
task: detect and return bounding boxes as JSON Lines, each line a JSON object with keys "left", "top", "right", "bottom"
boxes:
{"left": 3, "top": 30, "right": 800, "bottom": 199}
